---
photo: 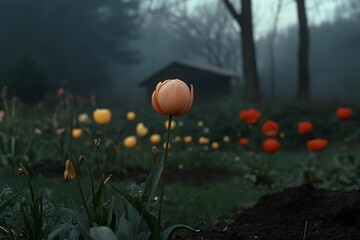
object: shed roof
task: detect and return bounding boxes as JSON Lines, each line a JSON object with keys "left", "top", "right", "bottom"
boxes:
{"left": 139, "top": 60, "right": 239, "bottom": 86}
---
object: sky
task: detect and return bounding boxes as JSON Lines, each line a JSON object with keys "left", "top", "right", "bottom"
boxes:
{"left": 187, "top": 0, "right": 344, "bottom": 39}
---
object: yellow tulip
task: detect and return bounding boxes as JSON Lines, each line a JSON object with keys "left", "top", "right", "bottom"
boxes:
{"left": 152, "top": 79, "right": 194, "bottom": 116}
{"left": 72, "top": 128, "right": 82, "bottom": 138}
{"left": 64, "top": 160, "right": 76, "bottom": 181}
{"left": 211, "top": 142, "right": 220, "bottom": 150}
{"left": 123, "top": 135, "right": 137, "bottom": 149}
{"left": 164, "top": 120, "right": 176, "bottom": 130}
{"left": 136, "top": 122, "right": 148, "bottom": 137}
{"left": 93, "top": 108, "right": 111, "bottom": 125}
{"left": 127, "top": 111, "right": 136, "bottom": 121}
{"left": 198, "top": 136, "right": 209, "bottom": 145}
{"left": 150, "top": 134, "right": 161, "bottom": 144}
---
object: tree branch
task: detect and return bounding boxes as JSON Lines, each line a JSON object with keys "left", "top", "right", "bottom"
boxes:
{"left": 222, "top": 0, "right": 242, "bottom": 26}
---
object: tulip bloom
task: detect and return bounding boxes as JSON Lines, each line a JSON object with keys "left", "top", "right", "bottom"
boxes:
{"left": 307, "top": 139, "right": 328, "bottom": 152}
{"left": 152, "top": 79, "right": 194, "bottom": 116}
{"left": 198, "top": 136, "right": 210, "bottom": 145}
{"left": 239, "top": 138, "right": 250, "bottom": 147}
{"left": 93, "top": 108, "right": 111, "bottom": 125}
{"left": 150, "top": 134, "right": 161, "bottom": 144}
{"left": 136, "top": 122, "right": 149, "bottom": 137}
{"left": 211, "top": 142, "right": 220, "bottom": 150}
{"left": 337, "top": 108, "right": 352, "bottom": 121}
{"left": 72, "top": 128, "right": 82, "bottom": 138}
{"left": 127, "top": 111, "right": 136, "bottom": 121}
{"left": 239, "top": 108, "right": 261, "bottom": 124}
{"left": 262, "top": 138, "right": 281, "bottom": 154}
{"left": 262, "top": 120, "right": 279, "bottom": 137}
{"left": 123, "top": 135, "right": 137, "bottom": 149}
{"left": 78, "top": 113, "right": 90, "bottom": 124}
{"left": 64, "top": 160, "right": 76, "bottom": 181}
{"left": 297, "top": 121, "right": 313, "bottom": 135}
{"left": 165, "top": 120, "right": 176, "bottom": 130}
{"left": 183, "top": 136, "right": 193, "bottom": 143}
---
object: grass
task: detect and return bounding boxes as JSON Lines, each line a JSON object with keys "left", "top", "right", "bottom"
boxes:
{"left": 2, "top": 146, "right": 359, "bottom": 229}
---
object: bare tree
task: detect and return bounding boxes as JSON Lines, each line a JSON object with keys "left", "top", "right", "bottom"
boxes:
{"left": 166, "top": 2, "right": 241, "bottom": 72}
{"left": 222, "top": 0, "right": 260, "bottom": 102}
{"left": 295, "top": 0, "right": 310, "bottom": 99}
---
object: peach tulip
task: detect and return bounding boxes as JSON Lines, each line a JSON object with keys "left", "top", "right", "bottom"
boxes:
{"left": 152, "top": 79, "right": 194, "bottom": 116}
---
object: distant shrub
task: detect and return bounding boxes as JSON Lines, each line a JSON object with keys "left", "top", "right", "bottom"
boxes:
{"left": 5, "top": 57, "right": 49, "bottom": 104}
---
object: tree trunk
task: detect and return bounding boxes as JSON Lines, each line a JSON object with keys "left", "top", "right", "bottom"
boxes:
{"left": 223, "top": 0, "right": 260, "bottom": 102}
{"left": 240, "top": 0, "right": 260, "bottom": 102}
{"left": 296, "top": 0, "right": 310, "bottom": 99}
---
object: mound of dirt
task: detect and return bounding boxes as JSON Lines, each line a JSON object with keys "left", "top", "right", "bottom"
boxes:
{"left": 177, "top": 184, "right": 360, "bottom": 240}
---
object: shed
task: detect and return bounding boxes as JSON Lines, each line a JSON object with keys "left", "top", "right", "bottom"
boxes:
{"left": 138, "top": 60, "right": 240, "bottom": 104}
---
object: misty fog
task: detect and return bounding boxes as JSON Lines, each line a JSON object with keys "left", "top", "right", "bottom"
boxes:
{"left": 0, "top": 0, "right": 359, "bottom": 108}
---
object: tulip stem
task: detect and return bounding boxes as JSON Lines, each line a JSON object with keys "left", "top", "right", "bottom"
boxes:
{"left": 158, "top": 115, "right": 172, "bottom": 231}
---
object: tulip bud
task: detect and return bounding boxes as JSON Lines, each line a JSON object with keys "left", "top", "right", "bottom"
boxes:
{"left": 152, "top": 79, "right": 194, "bottom": 116}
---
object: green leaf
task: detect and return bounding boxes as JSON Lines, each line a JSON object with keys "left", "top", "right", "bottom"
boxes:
{"left": 142, "top": 157, "right": 164, "bottom": 204}
{"left": 0, "top": 191, "right": 19, "bottom": 214}
{"left": 161, "top": 224, "right": 200, "bottom": 240}
{"left": 89, "top": 226, "right": 117, "bottom": 240}
{"left": 112, "top": 186, "right": 159, "bottom": 239}
{"left": 48, "top": 223, "right": 76, "bottom": 240}
{"left": 60, "top": 207, "right": 91, "bottom": 239}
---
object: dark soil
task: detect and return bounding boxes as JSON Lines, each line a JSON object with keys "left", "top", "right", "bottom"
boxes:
{"left": 37, "top": 164, "right": 360, "bottom": 239}
{"left": 176, "top": 184, "right": 360, "bottom": 240}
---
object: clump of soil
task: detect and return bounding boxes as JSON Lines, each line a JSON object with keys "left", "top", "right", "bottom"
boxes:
{"left": 178, "top": 184, "right": 360, "bottom": 240}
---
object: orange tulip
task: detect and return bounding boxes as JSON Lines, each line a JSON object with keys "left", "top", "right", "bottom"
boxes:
{"left": 262, "top": 138, "right": 280, "bottom": 154}
{"left": 123, "top": 135, "right": 137, "bottom": 149}
{"left": 307, "top": 139, "right": 328, "bottom": 152}
{"left": 262, "top": 120, "right": 279, "bottom": 137}
{"left": 150, "top": 134, "right": 161, "bottom": 144}
{"left": 152, "top": 79, "right": 194, "bottom": 116}
{"left": 239, "top": 138, "right": 250, "bottom": 147}
{"left": 239, "top": 108, "right": 261, "bottom": 124}
{"left": 337, "top": 108, "right": 352, "bottom": 121}
{"left": 297, "top": 121, "right": 313, "bottom": 135}
{"left": 72, "top": 128, "right": 82, "bottom": 138}
{"left": 64, "top": 160, "right": 76, "bottom": 182}
{"left": 93, "top": 108, "right": 111, "bottom": 125}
